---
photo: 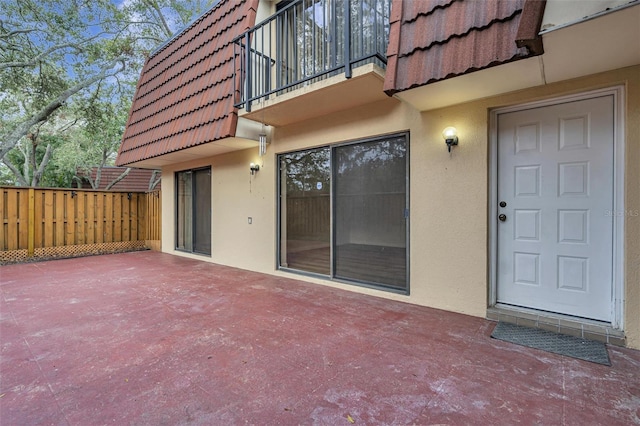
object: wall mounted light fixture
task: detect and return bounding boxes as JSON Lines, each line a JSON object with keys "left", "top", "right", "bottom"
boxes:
{"left": 250, "top": 162, "right": 260, "bottom": 175}
{"left": 442, "top": 126, "right": 458, "bottom": 152}
{"left": 258, "top": 133, "right": 268, "bottom": 157}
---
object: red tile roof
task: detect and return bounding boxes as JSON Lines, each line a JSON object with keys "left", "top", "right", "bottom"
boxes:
{"left": 116, "top": 0, "right": 259, "bottom": 166}
{"left": 78, "top": 167, "right": 161, "bottom": 192}
{"left": 384, "top": 0, "right": 546, "bottom": 96}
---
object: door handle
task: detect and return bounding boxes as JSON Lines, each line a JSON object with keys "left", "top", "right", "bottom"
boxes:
{"left": 498, "top": 214, "right": 507, "bottom": 222}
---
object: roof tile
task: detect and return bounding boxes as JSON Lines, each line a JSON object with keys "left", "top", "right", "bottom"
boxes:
{"left": 117, "top": 0, "right": 259, "bottom": 166}
{"left": 78, "top": 167, "right": 161, "bottom": 192}
{"left": 384, "top": 0, "right": 546, "bottom": 95}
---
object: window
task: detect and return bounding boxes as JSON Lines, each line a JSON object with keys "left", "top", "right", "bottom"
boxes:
{"left": 278, "top": 133, "right": 408, "bottom": 292}
{"left": 176, "top": 167, "right": 211, "bottom": 255}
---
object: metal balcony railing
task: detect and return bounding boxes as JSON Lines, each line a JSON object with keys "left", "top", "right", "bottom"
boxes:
{"left": 233, "top": 0, "right": 391, "bottom": 112}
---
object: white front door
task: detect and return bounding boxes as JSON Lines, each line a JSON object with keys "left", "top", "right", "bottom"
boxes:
{"left": 496, "top": 95, "right": 614, "bottom": 321}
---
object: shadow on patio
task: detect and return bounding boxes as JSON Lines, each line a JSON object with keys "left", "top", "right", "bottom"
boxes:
{"left": 1, "top": 251, "right": 639, "bottom": 425}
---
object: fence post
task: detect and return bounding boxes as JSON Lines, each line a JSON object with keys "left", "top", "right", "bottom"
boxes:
{"left": 28, "top": 187, "right": 35, "bottom": 257}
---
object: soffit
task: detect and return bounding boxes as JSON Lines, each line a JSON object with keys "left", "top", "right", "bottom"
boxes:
{"left": 116, "top": 0, "right": 259, "bottom": 167}
{"left": 384, "top": 0, "right": 544, "bottom": 96}
{"left": 541, "top": 3, "right": 640, "bottom": 84}
{"left": 392, "top": 2, "right": 639, "bottom": 111}
{"left": 239, "top": 64, "right": 391, "bottom": 127}
{"left": 123, "top": 137, "right": 259, "bottom": 169}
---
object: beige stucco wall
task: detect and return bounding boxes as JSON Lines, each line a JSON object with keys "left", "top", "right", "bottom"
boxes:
{"left": 160, "top": 65, "right": 639, "bottom": 349}
{"left": 415, "top": 65, "right": 639, "bottom": 348}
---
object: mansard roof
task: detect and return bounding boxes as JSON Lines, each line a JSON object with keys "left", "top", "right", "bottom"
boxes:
{"left": 116, "top": 0, "right": 259, "bottom": 166}
{"left": 384, "top": 0, "right": 545, "bottom": 95}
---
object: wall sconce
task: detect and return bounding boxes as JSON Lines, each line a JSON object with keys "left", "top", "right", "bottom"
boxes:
{"left": 250, "top": 163, "right": 260, "bottom": 175}
{"left": 442, "top": 126, "right": 458, "bottom": 152}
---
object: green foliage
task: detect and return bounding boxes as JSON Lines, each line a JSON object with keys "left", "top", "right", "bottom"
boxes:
{"left": 0, "top": 0, "right": 216, "bottom": 187}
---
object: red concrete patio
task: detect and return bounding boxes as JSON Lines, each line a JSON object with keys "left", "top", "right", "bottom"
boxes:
{"left": 1, "top": 251, "right": 639, "bottom": 425}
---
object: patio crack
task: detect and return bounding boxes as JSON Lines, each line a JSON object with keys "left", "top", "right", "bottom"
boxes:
{"left": 561, "top": 360, "right": 567, "bottom": 425}
{"left": 21, "top": 336, "right": 72, "bottom": 425}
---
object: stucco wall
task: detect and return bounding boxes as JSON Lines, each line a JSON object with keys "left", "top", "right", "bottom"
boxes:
{"left": 416, "top": 65, "right": 639, "bottom": 349}
{"left": 160, "top": 65, "right": 639, "bottom": 349}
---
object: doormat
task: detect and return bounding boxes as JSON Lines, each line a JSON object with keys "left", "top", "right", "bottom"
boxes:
{"left": 491, "top": 322, "right": 610, "bottom": 366}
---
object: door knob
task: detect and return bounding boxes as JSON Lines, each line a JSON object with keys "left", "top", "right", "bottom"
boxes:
{"left": 498, "top": 214, "right": 507, "bottom": 222}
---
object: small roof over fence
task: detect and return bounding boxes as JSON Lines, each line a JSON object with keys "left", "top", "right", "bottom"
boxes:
{"left": 77, "top": 166, "right": 161, "bottom": 192}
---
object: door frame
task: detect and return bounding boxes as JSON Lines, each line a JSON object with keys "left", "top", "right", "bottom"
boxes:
{"left": 488, "top": 86, "right": 625, "bottom": 329}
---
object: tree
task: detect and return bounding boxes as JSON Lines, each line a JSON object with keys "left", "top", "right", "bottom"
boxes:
{"left": 0, "top": 0, "right": 131, "bottom": 161}
{"left": 2, "top": 132, "right": 56, "bottom": 187}
{"left": 0, "top": 0, "right": 215, "bottom": 187}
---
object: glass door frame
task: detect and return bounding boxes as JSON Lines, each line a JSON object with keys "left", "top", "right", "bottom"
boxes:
{"left": 175, "top": 166, "right": 212, "bottom": 256}
{"left": 276, "top": 131, "right": 410, "bottom": 294}
{"left": 277, "top": 146, "right": 332, "bottom": 277}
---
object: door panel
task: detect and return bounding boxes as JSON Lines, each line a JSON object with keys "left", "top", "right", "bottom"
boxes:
{"left": 279, "top": 148, "right": 331, "bottom": 275}
{"left": 193, "top": 168, "right": 211, "bottom": 254}
{"left": 333, "top": 136, "right": 408, "bottom": 289}
{"left": 496, "top": 95, "right": 614, "bottom": 321}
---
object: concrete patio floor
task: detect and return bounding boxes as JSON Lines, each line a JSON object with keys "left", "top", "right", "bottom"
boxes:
{"left": 1, "top": 251, "right": 639, "bottom": 425}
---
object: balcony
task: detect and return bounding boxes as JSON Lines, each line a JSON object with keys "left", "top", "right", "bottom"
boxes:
{"left": 233, "top": 0, "right": 391, "bottom": 125}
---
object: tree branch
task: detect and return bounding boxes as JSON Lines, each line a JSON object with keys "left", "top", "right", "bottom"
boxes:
{"left": 105, "top": 167, "right": 131, "bottom": 190}
{"left": 1, "top": 31, "right": 113, "bottom": 70}
{"left": 142, "top": 0, "right": 173, "bottom": 38}
{"left": 0, "top": 58, "right": 126, "bottom": 159}
{"left": 1, "top": 43, "right": 81, "bottom": 70}
{"left": 148, "top": 169, "right": 161, "bottom": 191}
{"left": 1, "top": 157, "right": 29, "bottom": 187}
{"left": 0, "top": 27, "right": 39, "bottom": 39}
{"left": 82, "top": 168, "right": 97, "bottom": 189}
{"left": 31, "top": 143, "right": 53, "bottom": 186}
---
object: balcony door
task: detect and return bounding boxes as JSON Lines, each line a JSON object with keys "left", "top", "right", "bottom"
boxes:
{"left": 279, "top": 133, "right": 408, "bottom": 292}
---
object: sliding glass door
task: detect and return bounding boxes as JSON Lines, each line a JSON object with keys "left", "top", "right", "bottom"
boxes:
{"left": 279, "top": 148, "right": 331, "bottom": 275}
{"left": 334, "top": 136, "right": 407, "bottom": 289}
{"left": 278, "top": 133, "right": 408, "bottom": 292}
{"left": 176, "top": 167, "right": 211, "bottom": 255}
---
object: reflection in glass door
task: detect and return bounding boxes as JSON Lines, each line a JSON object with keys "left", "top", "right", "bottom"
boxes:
{"left": 279, "top": 148, "right": 331, "bottom": 275}
{"left": 334, "top": 136, "right": 407, "bottom": 289}
{"left": 278, "top": 133, "right": 408, "bottom": 292}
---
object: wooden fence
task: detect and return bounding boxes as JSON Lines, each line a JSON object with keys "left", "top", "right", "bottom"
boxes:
{"left": 287, "top": 194, "right": 330, "bottom": 240}
{"left": 0, "top": 187, "right": 161, "bottom": 263}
